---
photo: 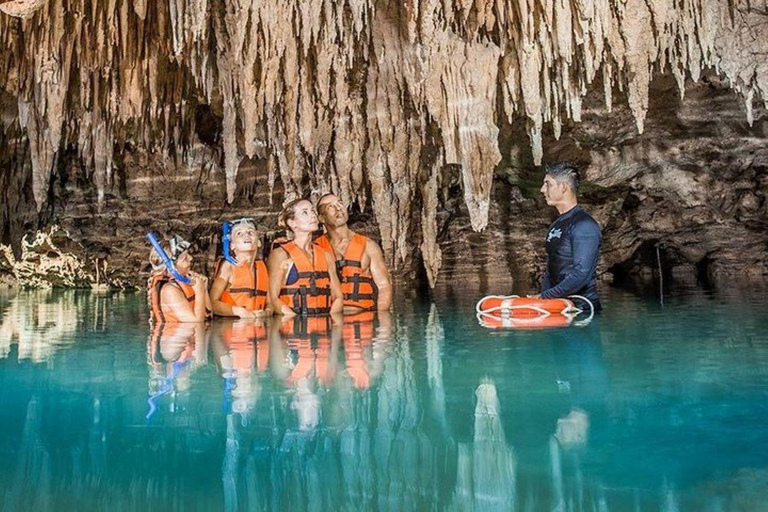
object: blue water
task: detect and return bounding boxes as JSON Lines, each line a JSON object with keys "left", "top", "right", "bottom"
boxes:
{"left": 1, "top": 286, "right": 768, "bottom": 511}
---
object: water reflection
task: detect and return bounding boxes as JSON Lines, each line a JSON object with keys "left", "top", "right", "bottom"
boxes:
{"left": 0, "top": 290, "right": 128, "bottom": 362}
{"left": 450, "top": 379, "right": 516, "bottom": 511}
{"left": 0, "top": 290, "right": 767, "bottom": 510}
{"left": 269, "top": 316, "right": 341, "bottom": 431}
{"left": 210, "top": 319, "right": 270, "bottom": 416}
{"left": 146, "top": 322, "right": 209, "bottom": 419}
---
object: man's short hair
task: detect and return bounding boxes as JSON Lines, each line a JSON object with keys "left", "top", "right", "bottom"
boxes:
{"left": 315, "top": 192, "right": 336, "bottom": 211}
{"left": 545, "top": 163, "right": 581, "bottom": 191}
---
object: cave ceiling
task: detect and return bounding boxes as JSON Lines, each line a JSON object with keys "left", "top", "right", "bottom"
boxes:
{"left": 0, "top": 0, "right": 767, "bottom": 285}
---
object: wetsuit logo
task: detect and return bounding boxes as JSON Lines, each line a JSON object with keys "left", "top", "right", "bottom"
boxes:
{"left": 547, "top": 228, "right": 562, "bottom": 242}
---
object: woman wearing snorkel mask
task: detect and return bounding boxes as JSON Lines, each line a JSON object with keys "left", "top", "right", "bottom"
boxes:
{"left": 210, "top": 218, "right": 272, "bottom": 318}
{"left": 147, "top": 235, "right": 211, "bottom": 323}
{"left": 267, "top": 199, "right": 343, "bottom": 317}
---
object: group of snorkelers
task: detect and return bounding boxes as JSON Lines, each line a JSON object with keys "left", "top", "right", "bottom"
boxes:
{"left": 148, "top": 162, "right": 603, "bottom": 325}
{"left": 147, "top": 193, "right": 392, "bottom": 324}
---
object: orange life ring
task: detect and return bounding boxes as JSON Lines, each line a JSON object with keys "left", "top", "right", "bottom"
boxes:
{"left": 476, "top": 295, "right": 577, "bottom": 318}
{"left": 477, "top": 312, "right": 573, "bottom": 329}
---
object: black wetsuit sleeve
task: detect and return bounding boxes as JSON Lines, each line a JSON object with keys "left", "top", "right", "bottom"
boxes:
{"left": 541, "top": 259, "right": 552, "bottom": 293}
{"left": 541, "top": 220, "right": 601, "bottom": 299}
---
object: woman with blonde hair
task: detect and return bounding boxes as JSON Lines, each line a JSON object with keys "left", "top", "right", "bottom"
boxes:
{"left": 147, "top": 235, "right": 211, "bottom": 323}
{"left": 210, "top": 218, "right": 271, "bottom": 318}
{"left": 267, "top": 199, "right": 343, "bottom": 317}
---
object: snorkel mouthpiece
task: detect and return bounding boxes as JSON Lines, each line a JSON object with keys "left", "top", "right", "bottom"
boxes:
{"left": 222, "top": 222, "right": 238, "bottom": 265}
{"left": 146, "top": 232, "right": 192, "bottom": 285}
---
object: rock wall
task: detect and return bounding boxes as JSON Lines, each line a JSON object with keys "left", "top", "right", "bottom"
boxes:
{"left": 434, "top": 73, "right": 768, "bottom": 298}
{"left": 0, "top": 0, "right": 767, "bottom": 289}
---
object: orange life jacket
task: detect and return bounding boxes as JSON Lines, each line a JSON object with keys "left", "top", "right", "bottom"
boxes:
{"left": 148, "top": 272, "right": 198, "bottom": 324}
{"left": 278, "top": 242, "right": 332, "bottom": 315}
{"left": 222, "top": 321, "right": 269, "bottom": 372}
{"left": 343, "top": 311, "right": 375, "bottom": 345}
{"left": 342, "top": 312, "right": 376, "bottom": 389}
{"left": 316, "top": 233, "right": 377, "bottom": 310}
{"left": 215, "top": 258, "right": 269, "bottom": 312}
{"left": 280, "top": 316, "right": 336, "bottom": 385}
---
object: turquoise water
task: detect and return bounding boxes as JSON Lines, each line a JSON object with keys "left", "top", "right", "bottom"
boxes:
{"left": 1, "top": 286, "right": 768, "bottom": 511}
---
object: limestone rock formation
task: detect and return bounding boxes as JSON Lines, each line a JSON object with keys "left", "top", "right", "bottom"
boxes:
{"left": 0, "top": 0, "right": 767, "bottom": 287}
{"left": 0, "top": 225, "right": 109, "bottom": 288}
{"left": 433, "top": 75, "right": 767, "bottom": 298}
{"left": 0, "top": 0, "right": 45, "bottom": 19}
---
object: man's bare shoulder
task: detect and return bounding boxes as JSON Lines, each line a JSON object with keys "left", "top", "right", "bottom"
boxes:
{"left": 364, "top": 237, "right": 386, "bottom": 261}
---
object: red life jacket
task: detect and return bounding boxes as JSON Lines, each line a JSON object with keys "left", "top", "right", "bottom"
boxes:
{"left": 278, "top": 242, "right": 332, "bottom": 315}
{"left": 148, "top": 272, "right": 197, "bottom": 324}
{"left": 215, "top": 258, "right": 269, "bottom": 311}
{"left": 316, "top": 233, "right": 377, "bottom": 310}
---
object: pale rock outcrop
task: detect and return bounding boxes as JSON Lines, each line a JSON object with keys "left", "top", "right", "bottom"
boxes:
{"left": 0, "top": 0, "right": 44, "bottom": 19}
{"left": 0, "top": 226, "right": 93, "bottom": 288}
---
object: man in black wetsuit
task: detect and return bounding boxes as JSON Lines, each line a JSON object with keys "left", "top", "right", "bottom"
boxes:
{"left": 534, "top": 163, "right": 602, "bottom": 311}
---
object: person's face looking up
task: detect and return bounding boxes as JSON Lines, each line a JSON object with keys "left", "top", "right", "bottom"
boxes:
{"left": 231, "top": 224, "right": 258, "bottom": 253}
{"left": 287, "top": 200, "right": 319, "bottom": 234}
{"left": 317, "top": 194, "right": 348, "bottom": 228}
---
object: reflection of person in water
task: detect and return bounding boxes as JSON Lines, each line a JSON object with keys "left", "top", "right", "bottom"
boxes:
{"left": 551, "top": 319, "right": 608, "bottom": 417}
{"left": 146, "top": 322, "right": 208, "bottom": 419}
{"left": 548, "top": 318, "right": 608, "bottom": 510}
{"left": 342, "top": 310, "right": 392, "bottom": 389}
{"left": 210, "top": 319, "right": 270, "bottom": 415}
{"left": 268, "top": 315, "right": 342, "bottom": 431}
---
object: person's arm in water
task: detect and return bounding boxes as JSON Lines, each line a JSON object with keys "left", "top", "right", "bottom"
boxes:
{"left": 366, "top": 240, "right": 393, "bottom": 311}
{"left": 325, "top": 251, "right": 344, "bottom": 314}
{"left": 267, "top": 247, "right": 298, "bottom": 317}
{"left": 541, "top": 219, "right": 601, "bottom": 299}
{"left": 160, "top": 274, "right": 209, "bottom": 322}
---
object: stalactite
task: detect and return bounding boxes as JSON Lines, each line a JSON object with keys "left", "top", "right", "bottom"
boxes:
{"left": 420, "top": 160, "right": 442, "bottom": 288}
{"left": 1, "top": 0, "right": 767, "bottom": 283}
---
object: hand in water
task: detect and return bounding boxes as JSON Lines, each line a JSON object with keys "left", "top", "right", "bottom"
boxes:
{"left": 233, "top": 306, "right": 258, "bottom": 319}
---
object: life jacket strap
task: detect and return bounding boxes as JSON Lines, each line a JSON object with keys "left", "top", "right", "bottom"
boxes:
{"left": 279, "top": 287, "right": 331, "bottom": 297}
{"left": 295, "top": 271, "right": 330, "bottom": 280}
{"left": 228, "top": 288, "right": 268, "bottom": 297}
{"left": 341, "top": 274, "right": 377, "bottom": 301}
